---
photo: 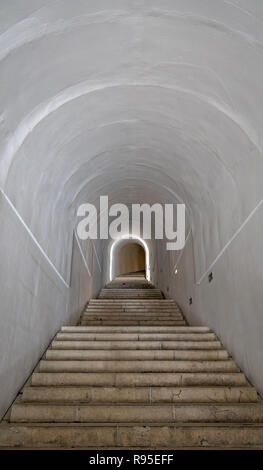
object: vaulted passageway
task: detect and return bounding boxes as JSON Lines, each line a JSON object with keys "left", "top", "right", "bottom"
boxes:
{"left": 112, "top": 241, "right": 146, "bottom": 278}
{"left": 1, "top": 1, "right": 263, "bottom": 432}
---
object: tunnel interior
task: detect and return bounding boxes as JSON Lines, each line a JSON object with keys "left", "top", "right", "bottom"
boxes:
{"left": 111, "top": 240, "right": 146, "bottom": 279}
{"left": 1, "top": 0, "right": 263, "bottom": 419}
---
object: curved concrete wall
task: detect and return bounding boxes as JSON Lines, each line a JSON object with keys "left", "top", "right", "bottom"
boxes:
{"left": 1, "top": 0, "right": 263, "bottom": 416}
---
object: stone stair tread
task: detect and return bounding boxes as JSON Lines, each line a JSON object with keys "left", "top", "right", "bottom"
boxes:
{"left": 51, "top": 340, "right": 223, "bottom": 350}
{"left": 1, "top": 422, "right": 263, "bottom": 450}
{"left": 39, "top": 359, "right": 239, "bottom": 373}
{"left": 61, "top": 325, "right": 210, "bottom": 331}
{"left": 45, "top": 349, "right": 229, "bottom": 361}
{"left": 2, "top": 275, "right": 262, "bottom": 449}
{"left": 20, "top": 386, "right": 258, "bottom": 403}
{"left": 10, "top": 403, "right": 263, "bottom": 424}
{"left": 31, "top": 372, "right": 249, "bottom": 387}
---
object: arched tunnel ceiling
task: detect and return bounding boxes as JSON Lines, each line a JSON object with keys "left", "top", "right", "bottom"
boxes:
{"left": 1, "top": 0, "right": 263, "bottom": 280}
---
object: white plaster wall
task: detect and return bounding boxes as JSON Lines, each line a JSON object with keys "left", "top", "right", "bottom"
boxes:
{"left": 0, "top": 193, "right": 102, "bottom": 419}
{"left": 156, "top": 206, "right": 263, "bottom": 396}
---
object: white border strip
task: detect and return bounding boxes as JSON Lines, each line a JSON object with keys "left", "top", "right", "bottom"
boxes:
{"left": 74, "top": 229, "right": 91, "bottom": 276}
{"left": 0, "top": 189, "right": 92, "bottom": 287}
{"left": 92, "top": 239, "right": 102, "bottom": 272}
{"left": 196, "top": 198, "right": 263, "bottom": 285}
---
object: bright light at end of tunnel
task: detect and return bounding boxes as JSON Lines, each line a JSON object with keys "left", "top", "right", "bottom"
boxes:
{"left": 109, "top": 235, "right": 150, "bottom": 282}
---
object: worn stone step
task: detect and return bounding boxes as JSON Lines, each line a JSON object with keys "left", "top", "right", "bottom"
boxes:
{"left": 84, "top": 310, "right": 182, "bottom": 314}
{"left": 99, "top": 296, "right": 163, "bottom": 299}
{"left": 83, "top": 309, "right": 182, "bottom": 318}
{"left": 21, "top": 386, "right": 258, "bottom": 404}
{"left": 81, "top": 315, "right": 184, "bottom": 325}
{"left": 89, "top": 299, "right": 174, "bottom": 302}
{"left": 99, "top": 291, "right": 162, "bottom": 294}
{"left": 88, "top": 301, "right": 177, "bottom": 304}
{"left": 86, "top": 305, "right": 180, "bottom": 309}
{"left": 1, "top": 423, "right": 263, "bottom": 449}
{"left": 10, "top": 403, "right": 263, "bottom": 423}
{"left": 56, "top": 333, "right": 216, "bottom": 342}
{"left": 82, "top": 312, "right": 183, "bottom": 321}
{"left": 100, "top": 289, "right": 161, "bottom": 293}
{"left": 61, "top": 325, "right": 211, "bottom": 333}
{"left": 45, "top": 349, "right": 228, "bottom": 361}
{"left": 90, "top": 304, "right": 178, "bottom": 308}
{"left": 84, "top": 313, "right": 182, "bottom": 317}
{"left": 51, "top": 340, "right": 222, "bottom": 350}
{"left": 31, "top": 372, "right": 248, "bottom": 388}
{"left": 87, "top": 302, "right": 178, "bottom": 305}
{"left": 39, "top": 359, "right": 238, "bottom": 373}
{"left": 80, "top": 321, "right": 187, "bottom": 326}
{"left": 99, "top": 297, "right": 163, "bottom": 300}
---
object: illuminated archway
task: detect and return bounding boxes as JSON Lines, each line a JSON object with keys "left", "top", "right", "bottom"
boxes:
{"left": 109, "top": 235, "right": 150, "bottom": 281}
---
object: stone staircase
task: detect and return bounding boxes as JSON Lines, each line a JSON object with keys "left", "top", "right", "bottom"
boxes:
{"left": 1, "top": 275, "right": 263, "bottom": 449}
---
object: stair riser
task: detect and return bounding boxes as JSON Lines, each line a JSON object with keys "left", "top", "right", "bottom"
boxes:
{"left": 84, "top": 312, "right": 182, "bottom": 316}
{"left": 100, "top": 286, "right": 161, "bottom": 294}
{"left": 82, "top": 315, "right": 184, "bottom": 320}
{"left": 31, "top": 372, "right": 248, "bottom": 388}
{"left": 61, "top": 326, "right": 211, "bottom": 332}
{"left": 2, "top": 425, "right": 263, "bottom": 449}
{"left": 39, "top": 360, "right": 238, "bottom": 373}
{"left": 51, "top": 340, "right": 222, "bottom": 350}
{"left": 82, "top": 310, "right": 183, "bottom": 320}
{"left": 80, "top": 322, "right": 187, "bottom": 326}
{"left": 21, "top": 386, "right": 258, "bottom": 404}
{"left": 10, "top": 404, "right": 263, "bottom": 423}
{"left": 89, "top": 300, "right": 174, "bottom": 302}
{"left": 89, "top": 302, "right": 175, "bottom": 304}
{"left": 45, "top": 350, "right": 228, "bottom": 361}
{"left": 99, "top": 297, "right": 163, "bottom": 299}
{"left": 86, "top": 308, "right": 181, "bottom": 311}
{"left": 81, "top": 320, "right": 184, "bottom": 324}
{"left": 99, "top": 296, "right": 163, "bottom": 298}
{"left": 56, "top": 333, "right": 216, "bottom": 341}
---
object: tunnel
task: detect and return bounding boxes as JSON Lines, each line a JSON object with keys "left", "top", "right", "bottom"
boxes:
{"left": 0, "top": 0, "right": 263, "bottom": 426}
{"left": 111, "top": 240, "right": 146, "bottom": 279}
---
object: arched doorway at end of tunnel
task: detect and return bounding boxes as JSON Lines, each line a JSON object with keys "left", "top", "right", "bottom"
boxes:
{"left": 112, "top": 240, "right": 146, "bottom": 279}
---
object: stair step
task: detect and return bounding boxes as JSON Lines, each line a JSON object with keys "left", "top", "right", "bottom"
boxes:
{"left": 39, "top": 359, "right": 238, "bottom": 373}
{"left": 89, "top": 299, "right": 175, "bottom": 302}
{"left": 62, "top": 325, "right": 209, "bottom": 332}
{"left": 1, "top": 423, "right": 263, "bottom": 449}
{"left": 21, "top": 386, "right": 258, "bottom": 404}
{"left": 80, "top": 321, "right": 187, "bottom": 326}
{"left": 51, "top": 340, "right": 222, "bottom": 350}
{"left": 84, "top": 310, "right": 182, "bottom": 314}
{"left": 45, "top": 349, "right": 229, "bottom": 361}
{"left": 82, "top": 312, "right": 183, "bottom": 321}
{"left": 57, "top": 333, "right": 217, "bottom": 341}
{"left": 10, "top": 403, "right": 263, "bottom": 423}
{"left": 99, "top": 295, "right": 163, "bottom": 299}
{"left": 3, "top": 275, "right": 261, "bottom": 450}
{"left": 31, "top": 372, "right": 249, "bottom": 387}
{"left": 100, "top": 289, "right": 161, "bottom": 292}
{"left": 84, "top": 313, "right": 182, "bottom": 316}
{"left": 86, "top": 305, "right": 180, "bottom": 308}
{"left": 89, "top": 301, "right": 175, "bottom": 304}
